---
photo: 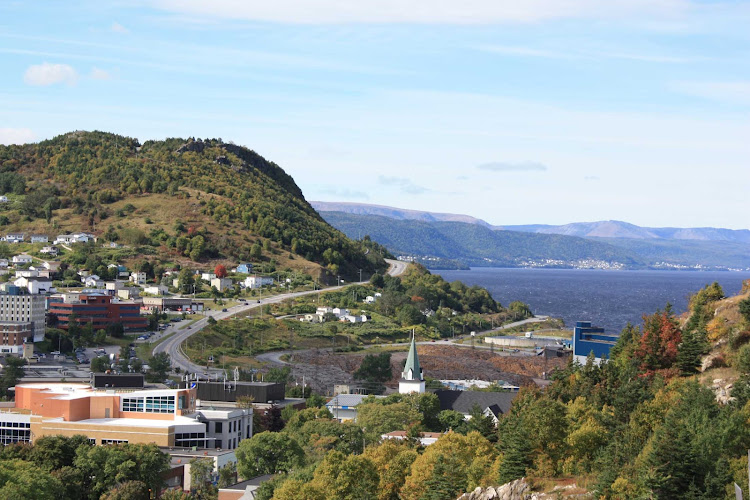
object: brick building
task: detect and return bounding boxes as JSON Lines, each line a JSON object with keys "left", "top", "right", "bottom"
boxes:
{"left": 48, "top": 293, "right": 147, "bottom": 330}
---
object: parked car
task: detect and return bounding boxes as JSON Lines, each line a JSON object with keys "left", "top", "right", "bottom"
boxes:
{"left": 222, "top": 308, "right": 228, "bottom": 312}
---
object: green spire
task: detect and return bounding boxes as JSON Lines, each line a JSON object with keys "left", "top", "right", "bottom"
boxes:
{"left": 402, "top": 331, "right": 422, "bottom": 381}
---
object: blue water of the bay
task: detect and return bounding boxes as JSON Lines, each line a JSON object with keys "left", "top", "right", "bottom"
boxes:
{"left": 436, "top": 268, "right": 750, "bottom": 334}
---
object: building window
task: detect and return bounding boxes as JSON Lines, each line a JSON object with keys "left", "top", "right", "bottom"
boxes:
{"left": 101, "top": 439, "right": 128, "bottom": 445}
{"left": 145, "top": 396, "right": 175, "bottom": 413}
{"left": 122, "top": 397, "right": 144, "bottom": 412}
{"left": 175, "top": 432, "right": 206, "bottom": 448}
{"left": 215, "top": 440, "right": 222, "bottom": 449}
{"left": 214, "top": 422, "right": 222, "bottom": 433}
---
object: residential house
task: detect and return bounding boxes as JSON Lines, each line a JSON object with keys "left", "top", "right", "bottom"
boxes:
{"left": 84, "top": 276, "right": 104, "bottom": 288}
{"left": 29, "top": 235, "right": 48, "bottom": 244}
{"left": 326, "top": 393, "right": 380, "bottom": 422}
{"left": 3, "top": 233, "right": 24, "bottom": 244}
{"left": 235, "top": 263, "right": 253, "bottom": 274}
{"left": 15, "top": 269, "right": 39, "bottom": 278}
{"left": 0, "top": 259, "right": 8, "bottom": 269}
{"left": 381, "top": 431, "right": 442, "bottom": 446}
{"left": 42, "top": 261, "right": 61, "bottom": 273}
{"left": 210, "top": 278, "right": 233, "bottom": 292}
{"left": 40, "top": 246, "right": 59, "bottom": 256}
{"left": 108, "top": 264, "right": 129, "bottom": 278}
{"left": 12, "top": 254, "right": 33, "bottom": 265}
{"left": 243, "top": 276, "right": 273, "bottom": 289}
{"left": 130, "top": 272, "right": 147, "bottom": 285}
{"left": 302, "top": 314, "right": 324, "bottom": 323}
{"left": 14, "top": 276, "right": 54, "bottom": 295}
{"left": 332, "top": 308, "right": 350, "bottom": 317}
{"left": 434, "top": 390, "right": 518, "bottom": 424}
{"left": 201, "top": 272, "right": 216, "bottom": 282}
{"left": 106, "top": 281, "right": 126, "bottom": 292}
{"left": 54, "top": 233, "right": 93, "bottom": 245}
{"left": 316, "top": 307, "right": 333, "bottom": 315}
{"left": 0, "top": 196, "right": 7, "bottom": 203}
{"left": 343, "top": 314, "right": 367, "bottom": 323}
{"left": 144, "top": 285, "right": 168, "bottom": 296}
{"left": 117, "top": 288, "right": 140, "bottom": 300}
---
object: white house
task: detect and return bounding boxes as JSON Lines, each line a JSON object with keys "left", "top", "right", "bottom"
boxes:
{"left": 0, "top": 259, "right": 8, "bottom": 268}
{"left": 4, "top": 234, "right": 24, "bottom": 244}
{"left": 302, "top": 314, "right": 324, "bottom": 323}
{"left": 144, "top": 285, "right": 168, "bottom": 295}
{"left": 84, "top": 276, "right": 105, "bottom": 288}
{"left": 243, "top": 276, "right": 273, "bottom": 289}
{"left": 211, "top": 277, "right": 233, "bottom": 292}
{"left": 15, "top": 269, "right": 39, "bottom": 278}
{"left": 54, "top": 233, "right": 94, "bottom": 245}
{"left": 106, "top": 281, "right": 126, "bottom": 292}
{"left": 40, "top": 246, "right": 59, "bottom": 256}
{"left": 332, "top": 308, "right": 350, "bottom": 317}
{"left": 201, "top": 272, "right": 216, "bottom": 282}
{"left": 316, "top": 307, "right": 333, "bottom": 316}
{"left": 30, "top": 235, "right": 48, "bottom": 243}
{"left": 12, "top": 254, "right": 33, "bottom": 265}
{"left": 343, "top": 314, "right": 368, "bottom": 323}
{"left": 130, "top": 272, "right": 147, "bottom": 285}
{"left": 0, "top": 196, "right": 7, "bottom": 203}
{"left": 381, "top": 431, "right": 442, "bottom": 446}
{"left": 81, "top": 274, "right": 100, "bottom": 283}
{"left": 14, "top": 276, "right": 54, "bottom": 294}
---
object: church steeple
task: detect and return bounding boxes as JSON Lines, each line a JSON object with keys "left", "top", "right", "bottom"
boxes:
{"left": 399, "top": 331, "right": 425, "bottom": 394}
{"left": 402, "top": 332, "right": 423, "bottom": 381}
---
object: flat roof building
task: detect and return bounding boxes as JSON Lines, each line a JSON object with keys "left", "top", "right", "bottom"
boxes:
{"left": 48, "top": 293, "right": 147, "bottom": 330}
{"left": 572, "top": 321, "right": 619, "bottom": 364}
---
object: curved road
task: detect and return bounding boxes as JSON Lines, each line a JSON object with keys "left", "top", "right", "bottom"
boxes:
{"left": 155, "top": 259, "right": 408, "bottom": 374}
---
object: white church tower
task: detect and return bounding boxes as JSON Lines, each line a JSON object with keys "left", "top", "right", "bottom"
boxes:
{"left": 399, "top": 332, "right": 425, "bottom": 394}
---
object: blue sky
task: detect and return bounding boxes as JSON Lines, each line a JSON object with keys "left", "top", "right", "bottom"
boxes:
{"left": 1, "top": 1, "right": 749, "bottom": 229}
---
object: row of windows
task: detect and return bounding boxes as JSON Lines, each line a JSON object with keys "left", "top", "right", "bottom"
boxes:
{"left": 0, "top": 422, "right": 30, "bottom": 428}
{"left": 175, "top": 432, "right": 206, "bottom": 448}
{"left": 122, "top": 395, "right": 176, "bottom": 413}
{"left": 102, "top": 439, "right": 128, "bottom": 445}
{"left": 0, "top": 428, "right": 30, "bottom": 445}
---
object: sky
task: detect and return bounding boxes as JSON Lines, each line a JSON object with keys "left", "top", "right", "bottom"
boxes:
{"left": 1, "top": 1, "right": 749, "bottom": 229}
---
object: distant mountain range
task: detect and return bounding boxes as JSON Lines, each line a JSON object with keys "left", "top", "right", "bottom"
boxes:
{"left": 312, "top": 201, "right": 750, "bottom": 271}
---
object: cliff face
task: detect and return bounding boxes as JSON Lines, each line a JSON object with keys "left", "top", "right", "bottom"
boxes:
{"left": 457, "top": 479, "right": 592, "bottom": 500}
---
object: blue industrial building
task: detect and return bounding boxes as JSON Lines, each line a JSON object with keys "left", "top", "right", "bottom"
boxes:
{"left": 573, "top": 321, "right": 619, "bottom": 364}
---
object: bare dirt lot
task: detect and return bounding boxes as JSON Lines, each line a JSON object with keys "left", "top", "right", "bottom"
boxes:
{"left": 287, "top": 345, "right": 568, "bottom": 395}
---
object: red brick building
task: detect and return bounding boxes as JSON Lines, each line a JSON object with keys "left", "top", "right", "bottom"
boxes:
{"left": 48, "top": 293, "right": 147, "bottom": 330}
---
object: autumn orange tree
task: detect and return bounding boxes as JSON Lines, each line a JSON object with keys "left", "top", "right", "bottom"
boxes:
{"left": 634, "top": 305, "right": 682, "bottom": 374}
{"left": 214, "top": 264, "right": 227, "bottom": 278}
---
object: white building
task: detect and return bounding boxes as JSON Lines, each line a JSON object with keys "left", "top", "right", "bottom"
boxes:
{"left": 14, "top": 277, "right": 54, "bottom": 295}
{"left": 201, "top": 273, "right": 216, "bottom": 282}
{"left": 15, "top": 269, "right": 39, "bottom": 278}
{"left": 40, "top": 246, "right": 59, "bottom": 256}
{"left": 211, "top": 278, "right": 233, "bottom": 292}
{"left": 3, "top": 234, "right": 24, "bottom": 244}
{"left": 399, "top": 333, "right": 425, "bottom": 394}
{"left": 243, "top": 276, "right": 273, "bottom": 289}
{"left": 12, "top": 254, "right": 33, "bottom": 265}
{"left": 30, "top": 235, "right": 48, "bottom": 243}
{"left": 130, "top": 272, "right": 147, "bottom": 285}
{"left": 144, "top": 285, "right": 168, "bottom": 296}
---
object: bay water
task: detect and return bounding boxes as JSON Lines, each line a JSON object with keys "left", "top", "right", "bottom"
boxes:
{"left": 437, "top": 268, "right": 750, "bottom": 334}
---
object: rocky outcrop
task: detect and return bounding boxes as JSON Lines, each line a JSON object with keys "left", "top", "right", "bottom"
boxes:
{"left": 456, "top": 479, "right": 592, "bottom": 500}
{"left": 711, "top": 378, "right": 735, "bottom": 405}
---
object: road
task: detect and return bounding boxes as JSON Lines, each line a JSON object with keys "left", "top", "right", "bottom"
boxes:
{"left": 156, "top": 258, "right": 408, "bottom": 374}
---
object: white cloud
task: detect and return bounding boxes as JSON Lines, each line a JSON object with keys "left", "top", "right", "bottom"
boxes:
{"left": 90, "top": 67, "right": 112, "bottom": 80}
{"left": 671, "top": 81, "right": 750, "bottom": 106}
{"left": 476, "top": 44, "right": 694, "bottom": 63}
{"left": 378, "top": 175, "right": 429, "bottom": 194}
{"left": 111, "top": 22, "right": 129, "bottom": 34}
{"left": 23, "top": 62, "right": 78, "bottom": 86}
{"left": 153, "top": 0, "right": 688, "bottom": 24}
{"left": 0, "top": 128, "right": 35, "bottom": 145}
{"left": 477, "top": 161, "right": 548, "bottom": 172}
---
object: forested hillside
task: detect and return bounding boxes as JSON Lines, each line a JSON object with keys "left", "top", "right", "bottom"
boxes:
{"left": 0, "top": 131, "right": 384, "bottom": 278}
{"left": 321, "top": 211, "right": 642, "bottom": 268}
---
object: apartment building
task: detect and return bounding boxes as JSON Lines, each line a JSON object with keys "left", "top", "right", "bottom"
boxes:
{"left": 0, "top": 288, "right": 46, "bottom": 342}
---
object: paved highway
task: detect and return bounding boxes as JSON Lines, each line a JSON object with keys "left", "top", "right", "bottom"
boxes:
{"left": 154, "top": 258, "right": 408, "bottom": 374}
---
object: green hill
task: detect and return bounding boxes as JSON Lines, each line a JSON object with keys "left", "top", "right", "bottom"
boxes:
{"left": 321, "top": 211, "right": 644, "bottom": 268}
{"left": 0, "top": 131, "right": 385, "bottom": 280}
